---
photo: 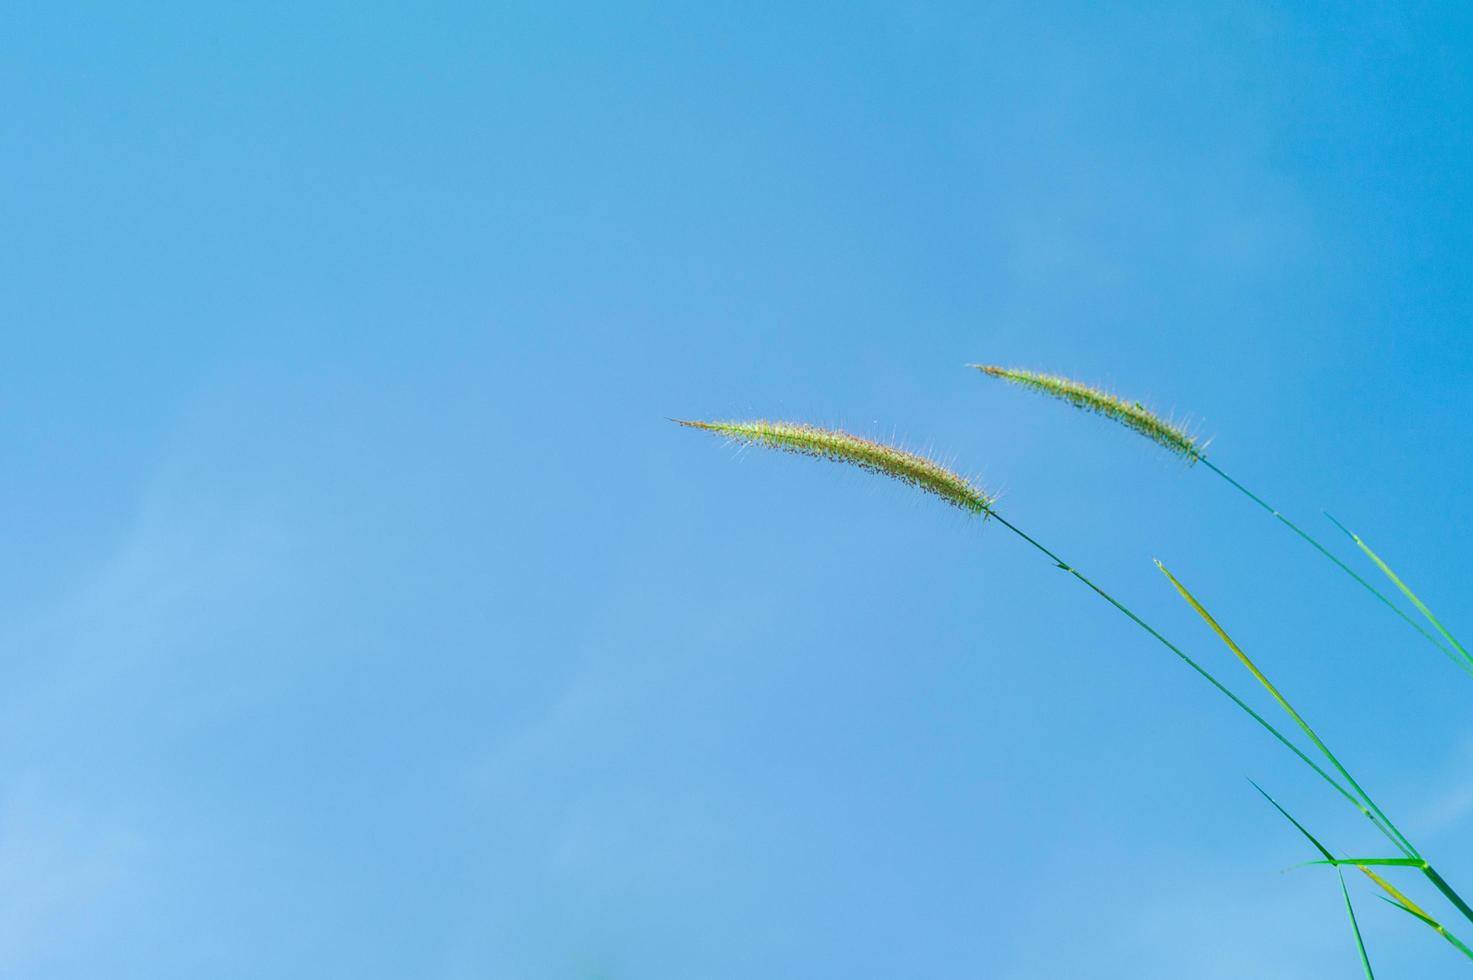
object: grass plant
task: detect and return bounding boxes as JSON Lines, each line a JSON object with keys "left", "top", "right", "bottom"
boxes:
{"left": 677, "top": 407, "right": 1470, "bottom": 968}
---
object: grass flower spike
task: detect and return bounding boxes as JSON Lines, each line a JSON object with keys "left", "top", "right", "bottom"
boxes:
{"left": 674, "top": 419, "right": 995, "bottom": 515}
{"left": 972, "top": 365, "right": 1201, "bottom": 459}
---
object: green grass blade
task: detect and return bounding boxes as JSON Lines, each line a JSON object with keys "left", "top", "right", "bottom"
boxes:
{"left": 1250, "top": 779, "right": 1334, "bottom": 861}
{"left": 1158, "top": 562, "right": 1417, "bottom": 859}
{"left": 1366, "top": 871, "right": 1473, "bottom": 961}
{"left": 1339, "top": 869, "right": 1376, "bottom": 979}
{"left": 1325, "top": 513, "right": 1472, "bottom": 672}
{"left": 1422, "top": 866, "right": 1473, "bottom": 932}
{"left": 1303, "top": 858, "right": 1426, "bottom": 868}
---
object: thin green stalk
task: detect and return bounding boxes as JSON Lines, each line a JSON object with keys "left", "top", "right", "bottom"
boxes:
{"left": 1197, "top": 459, "right": 1460, "bottom": 668}
{"left": 1340, "top": 869, "right": 1376, "bottom": 979}
{"left": 1324, "top": 513, "right": 1472, "bottom": 672}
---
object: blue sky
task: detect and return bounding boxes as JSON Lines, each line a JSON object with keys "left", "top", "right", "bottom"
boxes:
{"left": 5, "top": 2, "right": 1473, "bottom": 976}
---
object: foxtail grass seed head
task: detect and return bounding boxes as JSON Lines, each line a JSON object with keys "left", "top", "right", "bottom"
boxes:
{"left": 674, "top": 419, "right": 995, "bottom": 515}
{"left": 972, "top": 365, "right": 1202, "bottom": 461}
